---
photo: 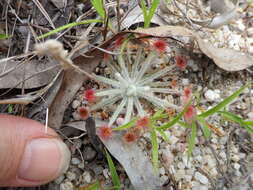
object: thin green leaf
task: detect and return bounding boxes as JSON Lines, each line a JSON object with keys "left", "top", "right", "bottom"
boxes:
{"left": 151, "top": 129, "right": 159, "bottom": 171}
{"left": 244, "top": 121, "right": 253, "bottom": 126}
{"left": 112, "top": 118, "right": 137, "bottom": 131}
{"left": 158, "top": 100, "right": 192, "bottom": 130}
{"left": 197, "top": 117, "right": 211, "bottom": 139}
{"left": 80, "top": 181, "right": 100, "bottom": 190}
{"left": 105, "top": 150, "right": 121, "bottom": 190}
{"left": 152, "top": 110, "right": 168, "bottom": 121}
{"left": 91, "top": 0, "right": 106, "bottom": 18}
{"left": 0, "top": 33, "right": 10, "bottom": 39}
{"left": 140, "top": 0, "right": 148, "bottom": 23}
{"left": 187, "top": 122, "right": 197, "bottom": 157}
{"left": 199, "top": 83, "right": 251, "bottom": 118}
{"left": 145, "top": 0, "right": 160, "bottom": 28}
{"left": 38, "top": 19, "right": 102, "bottom": 39}
{"left": 155, "top": 128, "right": 169, "bottom": 142}
{"left": 218, "top": 111, "right": 253, "bottom": 134}
{"left": 177, "top": 120, "right": 190, "bottom": 128}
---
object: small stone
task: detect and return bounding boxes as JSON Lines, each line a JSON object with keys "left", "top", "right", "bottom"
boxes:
{"left": 72, "top": 100, "right": 80, "bottom": 109}
{"left": 71, "top": 158, "right": 81, "bottom": 165}
{"left": 247, "top": 112, "right": 253, "bottom": 120}
{"left": 161, "top": 149, "right": 174, "bottom": 167}
{"left": 174, "top": 169, "right": 185, "bottom": 181}
{"left": 186, "top": 169, "right": 195, "bottom": 176}
{"left": 83, "top": 171, "right": 92, "bottom": 183}
{"left": 233, "top": 163, "right": 240, "bottom": 170}
{"left": 66, "top": 171, "right": 76, "bottom": 181}
{"left": 103, "top": 168, "right": 110, "bottom": 179}
{"left": 181, "top": 78, "right": 190, "bottom": 85}
{"left": 207, "top": 158, "right": 216, "bottom": 168}
{"left": 219, "top": 152, "right": 226, "bottom": 160}
{"left": 169, "top": 135, "right": 179, "bottom": 144}
{"left": 198, "top": 185, "right": 209, "bottom": 190}
{"left": 195, "top": 155, "right": 202, "bottom": 162}
{"left": 78, "top": 163, "right": 85, "bottom": 169}
{"left": 93, "top": 165, "right": 104, "bottom": 175}
{"left": 160, "top": 175, "right": 169, "bottom": 182}
{"left": 231, "top": 154, "right": 240, "bottom": 162}
{"left": 182, "top": 155, "right": 192, "bottom": 168}
{"left": 204, "top": 89, "right": 220, "bottom": 102}
{"left": 211, "top": 138, "right": 218, "bottom": 144}
{"left": 60, "top": 181, "right": 74, "bottom": 190}
{"left": 159, "top": 167, "right": 166, "bottom": 175}
{"left": 83, "top": 146, "right": 97, "bottom": 161}
{"left": 184, "top": 175, "right": 192, "bottom": 182}
{"left": 210, "top": 168, "right": 218, "bottom": 176}
{"left": 194, "top": 172, "right": 209, "bottom": 184}
{"left": 177, "top": 162, "right": 185, "bottom": 169}
{"left": 54, "top": 175, "right": 65, "bottom": 184}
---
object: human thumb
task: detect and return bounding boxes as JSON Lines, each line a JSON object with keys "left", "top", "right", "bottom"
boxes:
{"left": 0, "top": 114, "right": 70, "bottom": 187}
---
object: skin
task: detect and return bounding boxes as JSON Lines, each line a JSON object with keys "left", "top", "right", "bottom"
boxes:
{"left": 0, "top": 114, "right": 70, "bottom": 187}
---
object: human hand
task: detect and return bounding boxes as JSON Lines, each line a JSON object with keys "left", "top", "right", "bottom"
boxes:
{"left": 0, "top": 114, "right": 70, "bottom": 187}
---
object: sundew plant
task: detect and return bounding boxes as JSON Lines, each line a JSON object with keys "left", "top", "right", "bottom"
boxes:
{"left": 87, "top": 38, "right": 181, "bottom": 126}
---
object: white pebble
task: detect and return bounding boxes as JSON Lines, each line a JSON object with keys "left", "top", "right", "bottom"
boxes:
{"left": 174, "top": 169, "right": 185, "bottom": 181}
{"left": 103, "top": 168, "right": 110, "bottom": 179}
{"left": 169, "top": 135, "right": 179, "bottom": 144}
{"left": 83, "top": 171, "right": 92, "bottom": 183}
{"left": 181, "top": 78, "right": 190, "bottom": 85}
{"left": 185, "top": 175, "right": 192, "bottom": 182}
{"left": 71, "top": 158, "right": 81, "bottom": 165}
{"left": 194, "top": 172, "right": 209, "bottom": 184}
{"left": 198, "top": 185, "right": 209, "bottom": 190}
{"left": 159, "top": 167, "right": 166, "bottom": 175}
{"left": 204, "top": 89, "right": 220, "bottom": 102}
{"left": 177, "top": 162, "right": 185, "bottom": 169}
{"left": 207, "top": 158, "right": 216, "bottom": 168}
{"left": 66, "top": 172, "right": 76, "bottom": 181}
{"left": 72, "top": 100, "right": 80, "bottom": 109}
{"left": 219, "top": 152, "right": 226, "bottom": 160}
{"left": 210, "top": 168, "right": 218, "bottom": 177}
{"left": 231, "top": 154, "right": 240, "bottom": 162}
{"left": 233, "top": 163, "right": 241, "bottom": 170}
{"left": 55, "top": 175, "right": 65, "bottom": 184}
{"left": 160, "top": 175, "right": 169, "bottom": 182}
{"left": 60, "top": 181, "right": 74, "bottom": 190}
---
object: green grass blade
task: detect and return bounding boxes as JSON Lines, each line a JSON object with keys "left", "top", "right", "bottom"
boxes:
{"left": 177, "top": 120, "right": 191, "bottom": 128}
{"left": 81, "top": 181, "right": 100, "bottom": 190}
{"left": 187, "top": 122, "right": 197, "bottom": 157}
{"left": 218, "top": 111, "right": 253, "bottom": 134}
{"left": 151, "top": 129, "right": 159, "bottom": 171}
{"left": 244, "top": 121, "right": 253, "bottom": 126}
{"left": 105, "top": 150, "right": 121, "bottom": 190}
{"left": 140, "top": 0, "right": 148, "bottom": 27}
{"left": 0, "top": 33, "right": 10, "bottom": 39}
{"left": 91, "top": 0, "right": 106, "bottom": 18}
{"left": 199, "top": 83, "right": 251, "bottom": 118}
{"left": 38, "top": 19, "right": 102, "bottom": 39}
{"left": 158, "top": 100, "right": 192, "bottom": 130}
{"left": 155, "top": 128, "right": 169, "bottom": 142}
{"left": 197, "top": 117, "right": 211, "bottom": 138}
{"left": 146, "top": 0, "right": 160, "bottom": 27}
{"left": 152, "top": 110, "right": 168, "bottom": 121}
{"left": 112, "top": 118, "right": 137, "bottom": 131}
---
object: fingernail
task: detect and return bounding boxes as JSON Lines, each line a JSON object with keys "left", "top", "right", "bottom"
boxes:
{"left": 18, "top": 138, "right": 70, "bottom": 182}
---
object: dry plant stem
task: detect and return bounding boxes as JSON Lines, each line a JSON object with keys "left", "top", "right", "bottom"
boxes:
{"left": 0, "top": 64, "right": 60, "bottom": 97}
{"left": 32, "top": 0, "right": 56, "bottom": 29}
{"left": 172, "top": 0, "right": 199, "bottom": 30}
{"left": 0, "top": 54, "right": 36, "bottom": 78}
{"left": 0, "top": 70, "right": 62, "bottom": 105}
